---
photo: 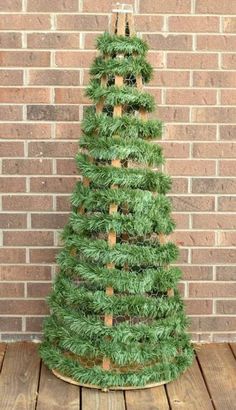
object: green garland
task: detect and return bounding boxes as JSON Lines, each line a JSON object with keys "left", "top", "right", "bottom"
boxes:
{"left": 90, "top": 55, "right": 153, "bottom": 83}
{"left": 86, "top": 81, "right": 155, "bottom": 112}
{"left": 39, "top": 26, "right": 194, "bottom": 389}
{"left": 82, "top": 109, "right": 163, "bottom": 140}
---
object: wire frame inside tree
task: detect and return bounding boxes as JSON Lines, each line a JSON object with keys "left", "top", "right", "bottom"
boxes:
{"left": 39, "top": 6, "right": 194, "bottom": 391}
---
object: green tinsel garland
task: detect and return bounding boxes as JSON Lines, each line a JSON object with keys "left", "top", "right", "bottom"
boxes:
{"left": 96, "top": 32, "right": 149, "bottom": 56}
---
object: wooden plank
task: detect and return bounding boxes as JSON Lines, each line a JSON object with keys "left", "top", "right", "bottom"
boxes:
{"left": 82, "top": 387, "right": 125, "bottom": 410}
{"left": 37, "top": 363, "right": 80, "bottom": 410}
{"left": 230, "top": 343, "right": 236, "bottom": 359}
{"left": 125, "top": 386, "right": 170, "bottom": 410}
{"left": 0, "top": 342, "right": 40, "bottom": 410}
{"left": 0, "top": 343, "right": 6, "bottom": 372}
{"left": 197, "top": 343, "right": 236, "bottom": 410}
{"left": 166, "top": 357, "right": 213, "bottom": 409}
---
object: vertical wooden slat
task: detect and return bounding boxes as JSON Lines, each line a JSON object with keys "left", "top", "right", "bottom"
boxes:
{"left": 102, "top": 9, "right": 126, "bottom": 372}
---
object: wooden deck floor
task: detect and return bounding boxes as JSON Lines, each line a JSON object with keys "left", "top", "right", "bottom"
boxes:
{"left": 0, "top": 343, "right": 236, "bottom": 409}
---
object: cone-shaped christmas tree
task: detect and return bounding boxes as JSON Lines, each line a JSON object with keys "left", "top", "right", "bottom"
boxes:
{"left": 39, "top": 4, "right": 194, "bottom": 390}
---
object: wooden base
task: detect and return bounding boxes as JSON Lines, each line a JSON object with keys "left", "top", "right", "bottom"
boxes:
{"left": 52, "top": 369, "right": 168, "bottom": 392}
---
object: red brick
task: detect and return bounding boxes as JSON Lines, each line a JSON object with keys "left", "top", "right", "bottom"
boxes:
{"left": 196, "top": 0, "right": 236, "bottom": 14}
{"left": 169, "top": 16, "right": 219, "bottom": 32}
{"left": 165, "top": 159, "right": 215, "bottom": 176}
{"left": 155, "top": 107, "right": 189, "bottom": 122}
{"left": 219, "top": 161, "right": 236, "bottom": 176}
{"left": 2, "top": 195, "right": 53, "bottom": 211}
{"left": 145, "top": 88, "right": 162, "bottom": 104}
{"left": 194, "top": 71, "right": 236, "bottom": 87}
{"left": 84, "top": 33, "right": 100, "bottom": 50}
{"left": 192, "top": 249, "right": 236, "bottom": 264}
{"left": 55, "top": 51, "right": 97, "bottom": 68}
{"left": 166, "top": 124, "right": 216, "bottom": 141}
{"left": 192, "top": 214, "right": 236, "bottom": 229}
{"left": 170, "top": 196, "right": 215, "bottom": 212}
{"left": 0, "top": 70, "right": 23, "bottom": 85}
{"left": 30, "top": 177, "right": 78, "bottom": 193}
{"left": 220, "top": 126, "right": 236, "bottom": 140}
{"left": 29, "top": 248, "right": 58, "bottom": 264}
{"left": 160, "top": 142, "right": 189, "bottom": 158}
{"left": 0, "top": 88, "right": 50, "bottom": 103}
{"left": 56, "top": 159, "right": 77, "bottom": 175}
{"left": 192, "top": 108, "right": 236, "bottom": 123}
{"left": 27, "top": 33, "right": 80, "bottom": 49}
{"left": 135, "top": 15, "right": 164, "bottom": 32}
{"left": 218, "top": 232, "right": 236, "bottom": 247}
{"left": 0, "top": 317, "right": 21, "bottom": 332}
{"left": 0, "top": 123, "right": 51, "bottom": 139}
{"left": 192, "top": 178, "right": 236, "bottom": 194}
{"left": 0, "top": 283, "right": 24, "bottom": 298}
{"left": 218, "top": 197, "right": 236, "bottom": 211}
{"left": 167, "top": 53, "right": 218, "bottom": 69}
{"left": 26, "top": 317, "right": 44, "bottom": 332}
{"left": 0, "top": 214, "right": 27, "bottom": 229}
{"left": 56, "top": 196, "right": 71, "bottom": 211}
{"left": 0, "top": 33, "right": 21, "bottom": 48}
{"left": 216, "top": 301, "right": 236, "bottom": 315}
{"left": 0, "top": 0, "right": 22, "bottom": 11}
{"left": 197, "top": 35, "right": 236, "bottom": 51}
{"left": 0, "top": 300, "right": 48, "bottom": 315}
{"left": 185, "top": 300, "right": 213, "bottom": 315}
{"left": 27, "top": 282, "right": 51, "bottom": 298}
{"left": 170, "top": 178, "right": 188, "bottom": 194}
{"left": 27, "top": 105, "right": 80, "bottom": 121}
{"left": 0, "top": 265, "right": 51, "bottom": 281}
{"left": 3, "top": 159, "right": 52, "bottom": 175}
{"left": 189, "top": 283, "right": 236, "bottom": 298}
{"left": 82, "top": 0, "right": 134, "bottom": 12}
{"left": 166, "top": 89, "right": 216, "bottom": 105}
{"left": 0, "top": 51, "right": 50, "bottom": 67}
{"left": 147, "top": 52, "right": 164, "bottom": 68}
{"left": 0, "top": 106, "right": 22, "bottom": 122}
{"left": 55, "top": 88, "right": 89, "bottom": 104}
{"left": 0, "top": 248, "right": 26, "bottom": 263}
{"left": 216, "top": 266, "right": 236, "bottom": 281}
{"left": 149, "top": 71, "right": 190, "bottom": 87}
{"left": 180, "top": 266, "right": 213, "bottom": 281}
{"left": 222, "top": 54, "right": 236, "bottom": 69}
{"left": 28, "top": 141, "right": 78, "bottom": 158}
{"left": 223, "top": 18, "right": 236, "bottom": 33}
{"left": 193, "top": 143, "right": 236, "bottom": 158}
{"left": 0, "top": 177, "right": 26, "bottom": 192}
{"left": 55, "top": 123, "right": 81, "bottom": 139}
{"left": 0, "top": 14, "right": 50, "bottom": 29}
{"left": 3, "top": 231, "right": 54, "bottom": 246}
{"left": 27, "top": 0, "right": 78, "bottom": 11}
{"left": 31, "top": 213, "right": 69, "bottom": 229}
{"left": 140, "top": 0, "right": 191, "bottom": 13}
{"left": 144, "top": 34, "right": 192, "bottom": 51}
{"left": 172, "top": 213, "right": 189, "bottom": 229}
{"left": 176, "top": 249, "right": 188, "bottom": 264}
{"left": 56, "top": 15, "right": 108, "bottom": 31}
{"left": 170, "top": 231, "right": 215, "bottom": 247}
{"left": 29, "top": 69, "right": 80, "bottom": 86}
{"left": 0, "top": 141, "right": 24, "bottom": 157}
{"left": 190, "top": 317, "right": 236, "bottom": 332}
{"left": 221, "top": 90, "right": 236, "bottom": 105}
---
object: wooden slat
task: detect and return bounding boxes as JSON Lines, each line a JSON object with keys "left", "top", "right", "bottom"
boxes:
{"left": 82, "top": 387, "right": 125, "bottom": 410}
{"left": 230, "top": 343, "right": 236, "bottom": 359}
{"left": 166, "top": 357, "right": 213, "bottom": 409}
{"left": 0, "top": 342, "right": 40, "bottom": 410}
{"left": 0, "top": 343, "right": 6, "bottom": 372}
{"left": 125, "top": 387, "right": 170, "bottom": 410}
{"left": 37, "top": 363, "right": 80, "bottom": 410}
{"left": 197, "top": 343, "right": 236, "bottom": 410}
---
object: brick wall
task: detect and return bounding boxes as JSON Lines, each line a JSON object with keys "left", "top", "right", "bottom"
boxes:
{"left": 0, "top": 0, "right": 235, "bottom": 342}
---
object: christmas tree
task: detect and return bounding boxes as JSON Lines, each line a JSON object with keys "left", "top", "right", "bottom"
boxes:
{"left": 39, "top": 5, "right": 194, "bottom": 390}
